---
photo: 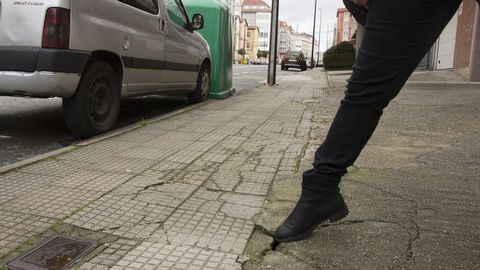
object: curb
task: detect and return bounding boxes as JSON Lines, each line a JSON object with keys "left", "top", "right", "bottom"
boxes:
{"left": 0, "top": 101, "right": 211, "bottom": 175}
{"left": 405, "top": 81, "right": 480, "bottom": 87}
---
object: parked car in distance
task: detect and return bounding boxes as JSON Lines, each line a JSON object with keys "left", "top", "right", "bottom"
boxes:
{"left": 0, "top": 0, "right": 211, "bottom": 138}
{"left": 281, "top": 51, "right": 307, "bottom": 71}
{"left": 253, "top": 57, "right": 268, "bottom": 65}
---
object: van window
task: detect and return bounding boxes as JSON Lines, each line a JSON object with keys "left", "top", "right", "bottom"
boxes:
{"left": 165, "top": 0, "right": 189, "bottom": 28}
{"left": 125, "top": 0, "right": 158, "bottom": 15}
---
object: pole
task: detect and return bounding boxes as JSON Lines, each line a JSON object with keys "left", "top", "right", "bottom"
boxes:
{"left": 469, "top": 5, "right": 480, "bottom": 82}
{"left": 243, "top": 21, "right": 247, "bottom": 64}
{"left": 267, "top": 0, "right": 280, "bottom": 86}
{"left": 310, "top": 0, "right": 318, "bottom": 68}
{"left": 326, "top": 25, "right": 329, "bottom": 50}
{"left": 317, "top": 8, "right": 322, "bottom": 65}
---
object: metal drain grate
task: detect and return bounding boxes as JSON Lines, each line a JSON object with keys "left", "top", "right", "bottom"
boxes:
{"left": 8, "top": 235, "right": 96, "bottom": 270}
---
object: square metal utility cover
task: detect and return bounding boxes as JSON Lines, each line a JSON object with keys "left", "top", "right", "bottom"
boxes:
{"left": 8, "top": 235, "right": 96, "bottom": 270}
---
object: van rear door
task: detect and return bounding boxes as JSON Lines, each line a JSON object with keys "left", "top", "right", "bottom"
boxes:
{"left": 0, "top": 0, "right": 71, "bottom": 47}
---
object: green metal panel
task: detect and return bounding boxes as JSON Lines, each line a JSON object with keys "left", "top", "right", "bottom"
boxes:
{"left": 183, "top": 0, "right": 234, "bottom": 99}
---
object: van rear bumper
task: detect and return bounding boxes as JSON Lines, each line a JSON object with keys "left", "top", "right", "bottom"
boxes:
{"left": 0, "top": 71, "right": 80, "bottom": 98}
{"left": 0, "top": 47, "right": 90, "bottom": 74}
{"left": 0, "top": 47, "right": 89, "bottom": 97}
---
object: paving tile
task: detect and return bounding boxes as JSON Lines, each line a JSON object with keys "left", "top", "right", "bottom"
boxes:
{"left": 151, "top": 209, "right": 254, "bottom": 254}
{"left": 115, "top": 147, "right": 177, "bottom": 161}
{"left": 179, "top": 188, "right": 223, "bottom": 213}
{"left": 18, "top": 159, "right": 95, "bottom": 178}
{"left": 205, "top": 170, "right": 241, "bottom": 192}
{"left": 0, "top": 187, "right": 99, "bottom": 219}
{"left": 66, "top": 195, "right": 175, "bottom": 239}
{"left": 0, "top": 172, "right": 48, "bottom": 204}
{"left": 219, "top": 193, "right": 265, "bottom": 208}
{"left": 0, "top": 210, "right": 56, "bottom": 257}
{"left": 112, "top": 242, "right": 241, "bottom": 270}
{"left": 132, "top": 183, "right": 197, "bottom": 208}
{"left": 166, "top": 150, "right": 208, "bottom": 164}
{"left": 220, "top": 203, "right": 261, "bottom": 219}
{"left": 234, "top": 181, "right": 271, "bottom": 196}
{"left": 81, "top": 156, "right": 158, "bottom": 175}
{"left": 79, "top": 239, "right": 139, "bottom": 270}
{"left": 240, "top": 171, "right": 276, "bottom": 184}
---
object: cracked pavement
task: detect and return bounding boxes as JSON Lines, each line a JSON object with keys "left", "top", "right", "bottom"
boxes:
{"left": 243, "top": 70, "right": 480, "bottom": 270}
{"left": 0, "top": 69, "right": 479, "bottom": 269}
{"left": 0, "top": 70, "right": 320, "bottom": 269}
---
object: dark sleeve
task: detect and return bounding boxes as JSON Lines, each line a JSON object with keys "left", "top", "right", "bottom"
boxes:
{"left": 342, "top": 0, "right": 369, "bottom": 26}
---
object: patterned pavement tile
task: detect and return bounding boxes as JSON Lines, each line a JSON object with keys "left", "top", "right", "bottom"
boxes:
{"left": 111, "top": 242, "right": 241, "bottom": 270}
{"left": 133, "top": 183, "right": 197, "bottom": 208}
{"left": 116, "top": 147, "right": 177, "bottom": 161}
{"left": 18, "top": 159, "right": 95, "bottom": 178}
{"left": 234, "top": 181, "right": 271, "bottom": 196}
{"left": 0, "top": 210, "right": 56, "bottom": 257}
{"left": 79, "top": 239, "right": 139, "bottom": 270}
{"left": 220, "top": 204, "right": 261, "bottom": 219}
{"left": 205, "top": 170, "right": 241, "bottom": 192}
{"left": 151, "top": 209, "right": 254, "bottom": 255}
{"left": 240, "top": 171, "right": 276, "bottom": 185}
{"left": 66, "top": 195, "right": 175, "bottom": 239}
{"left": 219, "top": 193, "right": 265, "bottom": 208}
{"left": 179, "top": 188, "right": 223, "bottom": 213}
{"left": 0, "top": 187, "right": 100, "bottom": 219}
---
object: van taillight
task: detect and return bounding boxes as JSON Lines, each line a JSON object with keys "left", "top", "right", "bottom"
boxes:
{"left": 42, "top": 8, "right": 70, "bottom": 49}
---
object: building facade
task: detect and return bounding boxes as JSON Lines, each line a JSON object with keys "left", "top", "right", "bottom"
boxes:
{"left": 241, "top": 0, "right": 271, "bottom": 52}
{"left": 335, "top": 8, "right": 352, "bottom": 44}
{"left": 429, "top": 0, "right": 479, "bottom": 79}
{"left": 247, "top": 26, "right": 260, "bottom": 61}
{"left": 235, "top": 16, "right": 249, "bottom": 63}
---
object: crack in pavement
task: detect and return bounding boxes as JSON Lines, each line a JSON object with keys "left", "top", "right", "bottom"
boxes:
{"left": 345, "top": 177, "right": 421, "bottom": 268}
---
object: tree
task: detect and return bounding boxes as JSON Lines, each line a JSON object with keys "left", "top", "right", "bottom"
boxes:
{"left": 238, "top": 49, "right": 246, "bottom": 56}
{"left": 257, "top": 50, "right": 269, "bottom": 58}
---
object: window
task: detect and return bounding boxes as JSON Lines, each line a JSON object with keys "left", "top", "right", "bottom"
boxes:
{"left": 124, "top": 0, "right": 158, "bottom": 14}
{"left": 247, "top": 32, "right": 250, "bottom": 37}
{"left": 165, "top": 0, "right": 189, "bottom": 28}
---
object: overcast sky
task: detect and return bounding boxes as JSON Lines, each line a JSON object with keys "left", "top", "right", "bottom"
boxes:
{"left": 270, "top": 0, "right": 345, "bottom": 51}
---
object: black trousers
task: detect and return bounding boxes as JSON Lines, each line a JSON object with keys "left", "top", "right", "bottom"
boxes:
{"left": 303, "top": 0, "right": 464, "bottom": 194}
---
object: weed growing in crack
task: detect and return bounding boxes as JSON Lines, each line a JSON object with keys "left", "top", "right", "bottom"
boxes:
{"left": 137, "top": 120, "right": 150, "bottom": 126}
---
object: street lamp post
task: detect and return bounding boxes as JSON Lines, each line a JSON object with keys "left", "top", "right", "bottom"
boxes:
{"left": 310, "top": 0, "right": 318, "bottom": 69}
{"left": 317, "top": 8, "right": 322, "bottom": 64}
{"left": 267, "top": 0, "right": 280, "bottom": 85}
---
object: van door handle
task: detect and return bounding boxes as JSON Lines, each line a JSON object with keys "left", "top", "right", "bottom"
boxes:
{"left": 159, "top": 19, "right": 167, "bottom": 33}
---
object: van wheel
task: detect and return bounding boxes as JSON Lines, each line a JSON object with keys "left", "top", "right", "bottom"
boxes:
{"left": 63, "top": 61, "right": 121, "bottom": 138}
{"left": 188, "top": 65, "right": 210, "bottom": 104}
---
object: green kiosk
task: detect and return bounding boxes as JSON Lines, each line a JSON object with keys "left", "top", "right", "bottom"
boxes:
{"left": 183, "top": 0, "right": 234, "bottom": 99}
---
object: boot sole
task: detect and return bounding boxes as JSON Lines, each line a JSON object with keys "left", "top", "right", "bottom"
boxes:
{"left": 274, "top": 206, "right": 349, "bottom": 243}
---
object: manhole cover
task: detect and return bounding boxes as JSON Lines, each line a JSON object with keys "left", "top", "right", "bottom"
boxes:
{"left": 8, "top": 235, "right": 96, "bottom": 270}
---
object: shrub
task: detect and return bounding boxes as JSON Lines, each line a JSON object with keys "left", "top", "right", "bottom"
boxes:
{"left": 323, "top": 41, "right": 355, "bottom": 70}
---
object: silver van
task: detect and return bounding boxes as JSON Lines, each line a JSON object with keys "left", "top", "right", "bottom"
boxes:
{"left": 0, "top": 0, "right": 211, "bottom": 137}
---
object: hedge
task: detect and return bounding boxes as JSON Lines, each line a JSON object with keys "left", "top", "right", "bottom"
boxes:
{"left": 323, "top": 52, "right": 355, "bottom": 70}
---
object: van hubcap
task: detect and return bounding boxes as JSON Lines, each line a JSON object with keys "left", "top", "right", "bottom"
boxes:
{"left": 88, "top": 77, "right": 112, "bottom": 125}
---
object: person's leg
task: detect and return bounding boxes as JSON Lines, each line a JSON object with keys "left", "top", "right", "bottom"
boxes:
{"left": 275, "top": 0, "right": 463, "bottom": 243}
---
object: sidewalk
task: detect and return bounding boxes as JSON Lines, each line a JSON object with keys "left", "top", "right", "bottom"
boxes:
{"left": 0, "top": 69, "right": 479, "bottom": 269}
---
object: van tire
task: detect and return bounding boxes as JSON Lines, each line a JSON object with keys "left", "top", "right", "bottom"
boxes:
{"left": 63, "top": 61, "right": 121, "bottom": 138}
{"left": 188, "top": 64, "right": 210, "bottom": 104}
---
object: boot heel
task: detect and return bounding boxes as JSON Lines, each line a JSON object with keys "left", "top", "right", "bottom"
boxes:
{"left": 329, "top": 207, "right": 349, "bottom": 223}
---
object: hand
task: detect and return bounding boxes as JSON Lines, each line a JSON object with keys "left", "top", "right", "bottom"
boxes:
{"left": 349, "top": 0, "right": 370, "bottom": 8}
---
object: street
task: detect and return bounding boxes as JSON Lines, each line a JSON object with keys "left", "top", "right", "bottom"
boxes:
{"left": 0, "top": 64, "right": 297, "bottom": 167}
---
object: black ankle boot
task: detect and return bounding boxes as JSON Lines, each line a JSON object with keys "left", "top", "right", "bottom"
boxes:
{"left": 274, "top": 189, "right": 349, "bottom": 243}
